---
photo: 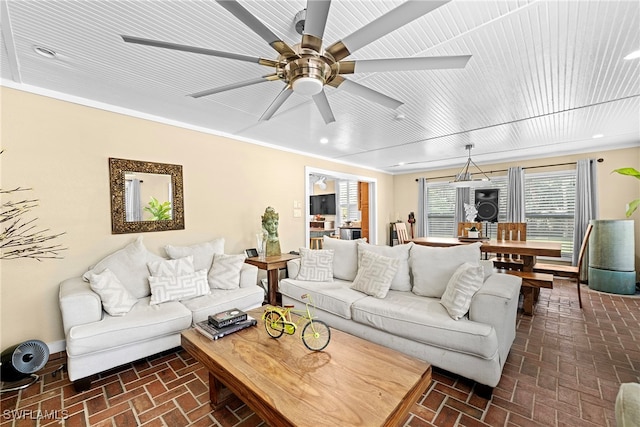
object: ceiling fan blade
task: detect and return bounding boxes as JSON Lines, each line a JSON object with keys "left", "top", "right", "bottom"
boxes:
{"left": 338, "top": 55, "right": 471, "bottom": 74}
{"left": 329, "top": 76, "right": 402, "bottom": 110}
{"left": 325, "top": 0, "right": 450, "bottom": 61}
{"left": 216, "top": 0, "right": 298, "bottom": 59}
{"left": 301, "top": 0, "right": 331, "bottom": 52}
{"left": 312, "top": 90, "right": 336, "bottom": 124}
{"left": 260, "top": 86, "right": 293, "bottom": 121}
{"left": 121, "top": 35, "right": 279, "bottom": 67}
{"left": 188, "top": 74, "right": 279, "bottom": 98}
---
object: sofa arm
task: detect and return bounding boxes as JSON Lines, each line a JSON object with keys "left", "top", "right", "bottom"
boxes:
{"left": 59, "top": 277, "right": 103, "bottom": 336}
{"left": 239, "top": 263, "right": 259, "bottom": 288}
{"left": 469, "top": 273, "right": 521, "bottom": 362}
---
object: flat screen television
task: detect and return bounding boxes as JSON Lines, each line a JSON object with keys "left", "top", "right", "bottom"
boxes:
{"left": 310, "top": 194, "right": 336, "bottom": 215}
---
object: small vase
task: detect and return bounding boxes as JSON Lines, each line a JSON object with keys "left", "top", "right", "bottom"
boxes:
{"left": 468, "top": 231, "right": 479, "bottom": 238}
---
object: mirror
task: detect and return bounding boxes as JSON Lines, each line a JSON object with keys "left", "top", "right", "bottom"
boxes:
{"left": 109, "top": 158, "right": 184, "bottom": 234}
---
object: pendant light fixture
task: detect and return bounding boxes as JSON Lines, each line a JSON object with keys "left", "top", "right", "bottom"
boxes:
{"left": 449, "top": 144, "right": 491, "bottom": 188}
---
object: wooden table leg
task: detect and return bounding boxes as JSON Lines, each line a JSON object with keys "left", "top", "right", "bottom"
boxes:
{"left": 267, "top": 268, "right": 279, "bottom": 306}
{"left": 522, "top": 287, "right": 534, "bottom": 315}
{"left": 209, "top": 372, "right": 234, "bottom": 410}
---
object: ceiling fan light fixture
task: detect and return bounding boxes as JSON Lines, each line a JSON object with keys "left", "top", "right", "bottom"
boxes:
{"left": 292, "top": 76, "right": 323, "bottom": 96}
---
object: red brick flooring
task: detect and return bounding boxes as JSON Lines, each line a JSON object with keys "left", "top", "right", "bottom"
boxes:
{"left": 1, "top": 279, "right": 638, "bottom": 426}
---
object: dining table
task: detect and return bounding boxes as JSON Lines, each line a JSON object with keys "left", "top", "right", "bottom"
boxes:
{"left": 409, "top": 237, "right": 562, "bottom": 272}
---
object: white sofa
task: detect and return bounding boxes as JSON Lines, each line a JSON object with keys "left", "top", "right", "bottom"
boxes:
{"left": 59, "top": 237, "right": 264, "bottom": 391}
{"left": 278, "top": 236, "right": 522, "bottom": 396}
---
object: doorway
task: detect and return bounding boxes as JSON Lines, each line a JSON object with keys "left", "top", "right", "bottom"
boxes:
{"left": 305, "top": 167, "right": 377, "bottom": 247}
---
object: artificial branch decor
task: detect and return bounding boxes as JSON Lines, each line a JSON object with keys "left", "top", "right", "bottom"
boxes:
{"left": 0, "top": 153, "right": 66, "bottom": 261}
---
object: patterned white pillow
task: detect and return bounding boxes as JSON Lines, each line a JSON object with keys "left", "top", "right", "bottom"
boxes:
{"left": 440, "top": 262, "right": 484, "bottom": 320}
{"left": 297, "top": 248, "right": 334, "bottom": 282}
{"left": 208, "top": 253, "right": 246, "bottom": 290}
{"left": 351, "top": 251, "right": 400, "bottom": 298}
{"left": 164, "top": 238, "right": 225, "bottom": 271}
{"left": 149, "top": 269, "right": 210, "bottom": 305}
{"left": 88, "top": 268, "right": 138, "bottom": 316}
{"left": 147, "top": 255, "right": 195, "bottom": 277}
{"left": 83, "top": 236, "right": 164, "bottom": 299}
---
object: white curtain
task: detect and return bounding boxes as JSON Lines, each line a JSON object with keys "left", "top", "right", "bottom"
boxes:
{"left": 416, "top": 178, "right": 428, "bottom": 237}
{"left": 574, "top": 159, "right": 598, "bottom": 270}
{"left": 125, "top": 178, "right": 142, "bottom": 222}
{"left": 506, "top": 166, "right": 525, "bottom": 222}
{"left": 454, "top": 187, "right": 471, "bottom": 237}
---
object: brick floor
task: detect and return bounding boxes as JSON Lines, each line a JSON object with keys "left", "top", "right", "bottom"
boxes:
{"left": 1, "top": 279, "right": 638, "bottom": 426}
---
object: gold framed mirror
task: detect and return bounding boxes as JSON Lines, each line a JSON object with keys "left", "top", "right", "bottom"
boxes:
{"left": 109, "top": 157, "right": 184, "bottom": 234}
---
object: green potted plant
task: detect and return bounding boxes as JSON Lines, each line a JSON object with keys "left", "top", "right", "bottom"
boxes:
{"left": 612, "top": 168, "right": 640, "bottom": 217}
{"left": 144, "top": 197, "right": 171, "bottom": 220}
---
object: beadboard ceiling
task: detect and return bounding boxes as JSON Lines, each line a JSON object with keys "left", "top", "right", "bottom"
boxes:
{"left": 2, "top": 0, "right": 638, "bottom": 174}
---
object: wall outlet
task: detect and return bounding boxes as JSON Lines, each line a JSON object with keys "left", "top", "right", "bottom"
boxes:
{"left": 293, "top": 209, "right": 302, "bottom": 218}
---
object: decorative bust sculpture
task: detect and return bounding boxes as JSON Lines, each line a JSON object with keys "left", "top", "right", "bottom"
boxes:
{"left": 261, "top": 206, "right": 281, "bottom": 256}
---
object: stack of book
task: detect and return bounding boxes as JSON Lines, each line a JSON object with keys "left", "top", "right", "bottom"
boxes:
{"left": 194, "top": 308, "right": 256, "bottom": 340}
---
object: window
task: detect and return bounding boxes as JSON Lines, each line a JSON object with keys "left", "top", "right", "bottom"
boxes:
{"left": 524, "top": 171, "right": 576, "bottom": 259}
{"left": 425, "top": 170, "right": 576, "bottom": 259}
{"left": 338, "top": 180, "right": 360, "bottom": 222}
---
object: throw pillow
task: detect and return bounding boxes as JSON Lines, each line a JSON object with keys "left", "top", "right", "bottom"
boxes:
{"left": 297, "top": 247, "right": 334, "bottom": 282}
{"left": 88, "top": 268, "right": 138, "bottom": 316}
{"left": 322, "top": 236, "right": 366, "bottom": 281}
{"left": 149, "top": 269, "right": 210, "bottom": 305}
{"left": 164, "top": 238, "right": 225, "bottom": 271}
{"left": 83, "top": 236, "right": 164, "bottom": 299}
{"left": 147, "top": 255, "right": 195, "bottom": 277}
{"left": 208, "top": 253, "right": 246, "bottom": 290}
{"left": 357, "top": 242, "right": 412, "bottom": 291}
{"left": 351, "top": 251, "right": 400, "bottom": 298}
{"left": 410, "top": 242, "right": 482, "bottom": 298}
{"left": 440, "top": 262, "right": 484, "bottom": 320}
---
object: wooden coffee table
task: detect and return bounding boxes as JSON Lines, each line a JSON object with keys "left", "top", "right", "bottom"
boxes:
{"left": 181, "top": 307, "right": 432, "bottom": 427}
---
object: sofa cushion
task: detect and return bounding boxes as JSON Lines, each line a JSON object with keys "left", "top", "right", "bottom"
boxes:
{"left": 351, "top": 251, "right": 399, "bottom": 299}
{"left": 82, "top": 236, "right": 164, "bottom": 299}
{"left": 66, "top": 297, "right": 192, "bottom": 357}
{"left": 322, "top": 236, "right": 366, "bottom": 281}
{"left": 357, "top": 242, "right": 412, "bottom": 291}
{"left": 149, "top": 269, "right": 210, "bottom": 305}
{"left": 279, "top": 278, "right": 367, "bottom": 319}
{"left": 440, "top": 262, "right": 485, "bottom": 320}
{"left": 410, "top": 242, "right": 482, "bottom": 298}
{"left": 164, "top": 238, "right": 225, "bottom": 271}
{"left": 181, "top": 286, "right": 265, "bottom": 324}
{"left": 147, "top": 255, "right": 195, "bottom": 277}
{"left": 297, "top": 248, "right": 334, "bottom": 282}
{"left": 87, "top": 268, "right": 138, "bottom": 316}
{"left": 350, "top": 290, "right": 498, "bottom": 360}
{"left": 208, "top": 253, "right": 246, "bottom": 290}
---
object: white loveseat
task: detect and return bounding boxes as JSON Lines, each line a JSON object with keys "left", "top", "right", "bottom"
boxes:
{"left": 59, "top": 237, "right": 264, "bottom": 391}
{"left": 278, "top": 236, "right": 522, "bottom": 396}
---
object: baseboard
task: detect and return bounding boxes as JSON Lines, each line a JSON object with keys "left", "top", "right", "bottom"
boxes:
{"left": 47, "top": 339, "right": 66, "bottom": 354}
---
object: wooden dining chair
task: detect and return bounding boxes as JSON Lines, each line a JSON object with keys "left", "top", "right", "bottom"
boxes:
{"left": 533, "top": 224, "right": 593, "bottom": 308}
{"left": 393, "top": 222, "right": 409, "bottom": 244}
{"left": 492, "top": 222, "right": 527, "bottom": 270}
{"left": 457, "top": 222, "right": 483, "bottom": 238}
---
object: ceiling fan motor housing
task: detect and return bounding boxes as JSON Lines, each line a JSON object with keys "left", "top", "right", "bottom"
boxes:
{"left": 281, "top": 46, "right": 335, "bottom": 95}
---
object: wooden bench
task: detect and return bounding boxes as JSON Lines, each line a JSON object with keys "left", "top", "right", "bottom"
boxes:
{"left": 504, "top": 271, "right": 554, "bottom": 315}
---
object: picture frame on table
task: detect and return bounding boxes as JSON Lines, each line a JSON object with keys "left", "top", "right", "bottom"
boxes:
{"left": 245, "top": 248, "right": 259, "bottom": 258}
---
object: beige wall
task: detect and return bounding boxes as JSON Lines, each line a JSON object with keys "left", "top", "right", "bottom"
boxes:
{"left": 393, "top": 146, "right": 640, "bottom": 275}
{"left": 0, "top": 88, "right": 394, "bottom": 349}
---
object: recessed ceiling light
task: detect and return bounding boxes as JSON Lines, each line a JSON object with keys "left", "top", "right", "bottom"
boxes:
{"left": 623, "top": 49, "right": 640, "bottom": 60}
{"left": 33, "top": 46, "right": 57, "bottom": 59}
{"left": 319, "top": 137, "right": 329, "bottom": 144}
{"left": 592, "top": 134, "right": 604, "bottom": 139}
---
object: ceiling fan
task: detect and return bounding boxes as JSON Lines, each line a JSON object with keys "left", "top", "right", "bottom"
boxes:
{"left": 122, "top": 0, "right": 471, "bottom": 124}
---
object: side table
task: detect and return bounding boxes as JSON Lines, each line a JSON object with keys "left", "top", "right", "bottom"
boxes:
{"left": 245, "top": 253, "right": 300, "bottom": 305}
